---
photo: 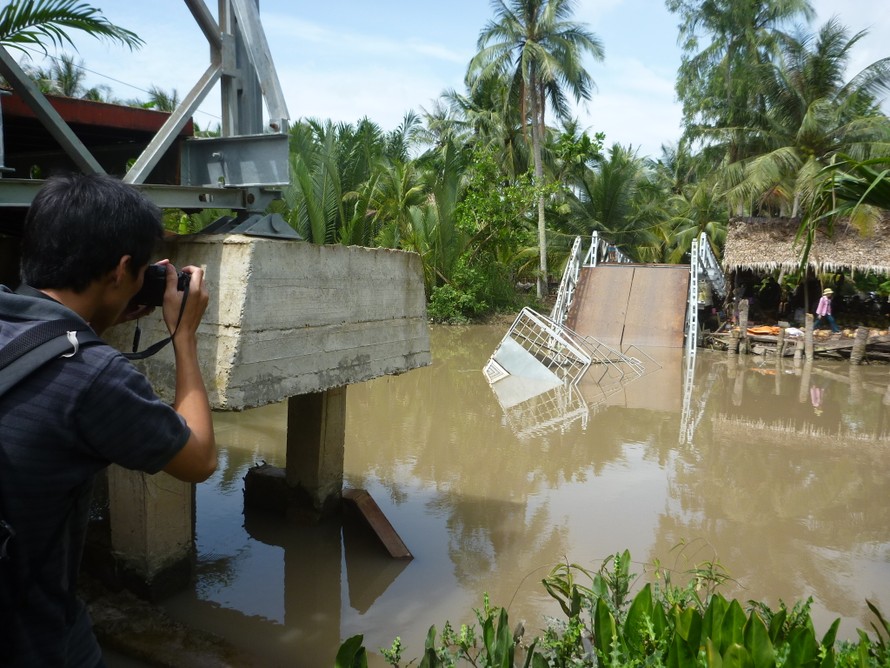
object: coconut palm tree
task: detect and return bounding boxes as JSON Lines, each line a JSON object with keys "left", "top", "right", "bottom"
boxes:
{"left": 725, "top": 19, "right": 890, "bottom": 218}
{"left": 816, "top": 155, "right": 890, "bottom": 214}
{"left": 19, "top": 51, "right": 84, "bottom": 95}
{"left": 668, "top": 0, "right": 814, "bottom": 164}
{"left": 422, "top": 75, "right": 531, "bottom": 178}
{"left": 0, "top": 0, "right": 142, "bottom": 53}
{"left": 566, "top": 143, "right": 657, "bottom": 261}
{"left": 664, "top": 181, "right": 728, "bottom": 262}
{"left": 469, "top": 0, "right": 604, "bottom": 299}
{"left": 144, "top": 85, "right": 179, "bottom": 113}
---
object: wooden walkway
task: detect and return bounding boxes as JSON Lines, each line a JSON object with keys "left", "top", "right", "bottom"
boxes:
{"left": 706, "top": 330, "right": 890, "bottom": 360}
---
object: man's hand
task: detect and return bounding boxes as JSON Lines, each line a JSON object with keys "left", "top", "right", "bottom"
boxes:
{"left": 160, "top": 260, "right": 217, "bottom": 483}
{"left": 159, "top": 261, "right": 209, "bottom": 337}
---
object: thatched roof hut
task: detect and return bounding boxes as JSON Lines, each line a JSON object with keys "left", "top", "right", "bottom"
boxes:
{"left": 723, "top": 216, "right": 890, "bottom": 277}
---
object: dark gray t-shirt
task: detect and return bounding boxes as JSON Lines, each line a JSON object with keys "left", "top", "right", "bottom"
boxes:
{"left": 0, "top": 287, "right": 191, "bottom": 666}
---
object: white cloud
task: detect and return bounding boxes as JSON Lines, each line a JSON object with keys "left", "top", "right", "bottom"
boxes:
{"left": 277, "top": 64, "right": 448, "bottom": 129}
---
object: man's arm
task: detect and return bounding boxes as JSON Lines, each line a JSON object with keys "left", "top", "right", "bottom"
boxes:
{"left": 159, "top": 264, "right": 217, "bottom": 483}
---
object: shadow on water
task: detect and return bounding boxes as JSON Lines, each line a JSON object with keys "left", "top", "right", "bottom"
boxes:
{"left": 157, "top": 325, "right": 890, "bottom": 665}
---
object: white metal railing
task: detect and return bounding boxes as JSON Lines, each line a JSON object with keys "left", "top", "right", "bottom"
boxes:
{"left": 551, "top": 232, "right": 634, "bottom": 327}
{"left": 484, "top": 307, "right": 652, "bottom": 391}
{"left": 484, "top": 307, "right": 593, "bottom": 388}
{"left": 550, "top": 236, "right": 584, "bottom": 325}
{"left": 686, "top": 235, "right": 700, "bottom": 358}
{"left": 696, "top": 232, "right": 727, "bottom": 299}
{"left": 583, "top": 231, "right": 633, "bottom": 267}
{"left": 685, "top": 232, "right": 728, "bottom": 355}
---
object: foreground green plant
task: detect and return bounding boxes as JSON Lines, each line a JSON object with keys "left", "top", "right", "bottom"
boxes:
{"left": 337, "top": 550, "right": 890, "bottom": 667}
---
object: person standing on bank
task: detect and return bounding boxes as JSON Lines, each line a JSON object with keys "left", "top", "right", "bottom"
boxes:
{"left": 814, "top": 287, "right": 840, "bottom": 333}
{"left": 0, "top": 173, "right": 217, "bottom": 667}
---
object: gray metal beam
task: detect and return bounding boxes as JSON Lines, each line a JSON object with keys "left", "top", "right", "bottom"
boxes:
{"left": 220, "top": 0, "right": 262, "bottom": 136}
{"left": 0, "top": 46, "right": 105, "bottom": 175}
{"left": 0, "top": 1, "right": 290, "bottom": 210}
{"left": 0, "top": 178, "right": 278, "bottom": 212}
{"left": 184, "top": 0, "right": 223, "bottom": 51}
{"left": 229, "top": 0, "right": 289, "bottom": 130}
{"left": 123, "top": 62, "right": 222, "bottom": 185}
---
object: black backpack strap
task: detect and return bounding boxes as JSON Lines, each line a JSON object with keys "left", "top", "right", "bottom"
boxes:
{"left": 0, "top": 319, "right": 103, "bottom": 398}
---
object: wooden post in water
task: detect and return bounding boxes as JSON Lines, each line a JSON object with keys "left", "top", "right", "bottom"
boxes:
{"left": 728, "top": 329, "right": 740, "bottom": 355}
{"left": 850, "top": 326, "right": 869, "bottom": 365}
{"left": 884, "top": 377, "right": 890, "bottom": 406}
{"left": 849, "top": 365, "right": 864, "bottom": 404}
{"left": 776, "top": 325, "right": 786, "bottom": 359}
{"left": 738, "top": 299, "right": 750, "bottom": 354}
{"left": 805, "top": 313, "right": 814, "bottom": 362}
{"left": 799, "top": 361, "right": 812, "bottom": 405}
{"left": 793, "top": 338, "right": 803, "bottom": 367}
{"left": 732, "top": 363, "right": 745, "bottom": 406}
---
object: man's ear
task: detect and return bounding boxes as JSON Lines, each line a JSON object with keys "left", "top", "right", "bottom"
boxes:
{"left": 112, "top": 255, "right": 134, "bottom": 286}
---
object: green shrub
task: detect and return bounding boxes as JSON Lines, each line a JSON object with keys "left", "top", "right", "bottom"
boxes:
{"left": 338, "top": 550, "right": 890, "bottom": 667}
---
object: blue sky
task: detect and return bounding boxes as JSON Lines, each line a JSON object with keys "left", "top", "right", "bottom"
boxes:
{"left": 24, "top": 0, "right": 890, "bottom": 158}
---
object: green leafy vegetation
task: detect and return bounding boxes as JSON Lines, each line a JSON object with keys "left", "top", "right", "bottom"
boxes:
{"left": 337, "top": 550, "right": 890, "bottom": 667}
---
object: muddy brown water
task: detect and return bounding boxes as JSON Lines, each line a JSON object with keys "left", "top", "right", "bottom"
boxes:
{"left": 156, "top": 324, "right": 890, "bottom": 666}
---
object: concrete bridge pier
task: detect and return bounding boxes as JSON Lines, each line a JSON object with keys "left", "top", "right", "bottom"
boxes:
{"left": 99, "top": 234, "right": 430, "bottom": 595}
{"left": 241, "top": 388, "right": 348, "bottom": 521}
{"left": 105, "top": 468, "right": 194, "bottom": 600}
{"left": 286, "top": 387, "right": 348, "bottom": 515}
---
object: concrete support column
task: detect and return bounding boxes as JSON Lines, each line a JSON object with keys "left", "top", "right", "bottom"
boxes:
{"left": 286, "top": 387, "right": 347, "bottom": 516}
{"left": 107, "top": 466, "right": 194, "bottom": 600}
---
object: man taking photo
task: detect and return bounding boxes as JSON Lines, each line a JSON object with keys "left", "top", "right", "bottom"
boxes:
{"left": 0, "top": 173, "right": 217, "bottom": 667}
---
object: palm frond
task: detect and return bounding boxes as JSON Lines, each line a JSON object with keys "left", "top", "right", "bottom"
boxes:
{"left": 0, "top": 0, "right": 142, "bottom": 54}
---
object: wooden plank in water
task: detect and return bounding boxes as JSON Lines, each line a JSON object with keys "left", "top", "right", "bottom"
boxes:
{"left": 342, "top": 488, "right": 413, "bottom": 560}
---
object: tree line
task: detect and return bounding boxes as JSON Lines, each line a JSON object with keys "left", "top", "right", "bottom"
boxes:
{"left": 2, "top": 0, "right": 889, "bottom": 322}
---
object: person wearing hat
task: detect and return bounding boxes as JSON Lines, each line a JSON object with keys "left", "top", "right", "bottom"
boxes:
{"left": 815, "top": 287, "right": 840, "bottom": 333}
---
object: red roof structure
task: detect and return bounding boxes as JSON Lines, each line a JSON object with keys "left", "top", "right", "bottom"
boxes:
{"left": 1, "top": 87, "right": 192, "bottom": 183}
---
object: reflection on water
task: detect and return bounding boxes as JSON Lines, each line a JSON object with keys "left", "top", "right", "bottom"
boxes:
{"left": 161, "top": 325, "right": 890, "bottom": 665}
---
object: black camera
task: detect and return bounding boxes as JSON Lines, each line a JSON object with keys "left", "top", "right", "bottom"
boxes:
{"left": 131, "top": 263, "right": 189, "bottom": 307}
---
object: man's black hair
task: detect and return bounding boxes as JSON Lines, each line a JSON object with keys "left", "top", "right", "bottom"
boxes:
{"left": 20, "top": 173, "right": 164, "bottom": 292}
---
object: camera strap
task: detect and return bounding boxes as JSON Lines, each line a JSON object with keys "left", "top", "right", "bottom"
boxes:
{"left": 124, "top": 281, "right": 190, "bottom": 361}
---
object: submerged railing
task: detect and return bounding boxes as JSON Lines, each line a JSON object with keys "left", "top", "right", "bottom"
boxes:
{"left": 483, "top": 307, "right": 656, "bottom": 437}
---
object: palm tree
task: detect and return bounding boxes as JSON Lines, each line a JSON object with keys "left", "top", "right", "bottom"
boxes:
{"left": 815, "top": 155, "right": 890, "bottom": 214}
{"left": 566, "top": 143, "right": 655, "bottom": 260}
{"left": 370, "top": 159, "right": 425, "bottom": 248}
{"left": 22, "top": 51, "right": 83, "bottom": 95}
{"left": 144, "top": 85, "right": 180, "bottom": 113}
{"left": 0, "top": 0, "right": 142, "bottom": 53}
{"left": 422, "top": 75, "right": 531, "bottom": 178}
{"left": 402, "top": 140, "right": 467, "bottom": 293}
{"left": 725, "top": 19, "right": 890, "bottom": 219}
{"left": 668, "top": 0, "right": 814, "bottom": 165}
{"left": 469, "top": 0, "right": 604, "bottom": 299}
{"left": 664, "top": 181, "right": 728, "bottom": 262}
